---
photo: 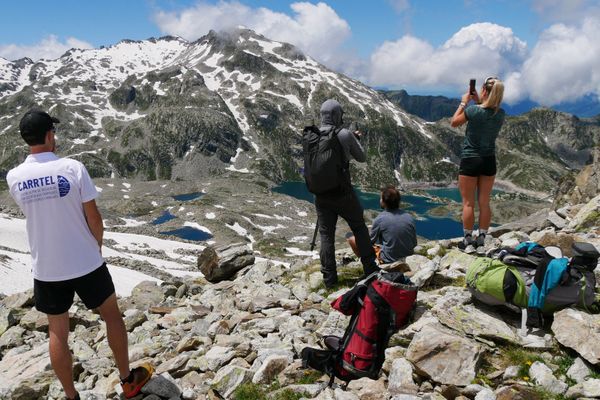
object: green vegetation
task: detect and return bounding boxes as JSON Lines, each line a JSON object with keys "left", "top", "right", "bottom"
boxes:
{"left": 316, "top": 265, "right": 365, "bottom": 296}
{"left": 532, "top": 387, "right": 568, "bottom": 400}
{"left": 503, "top": 346, "right": 544, "bottom": 379}
{"left": 233, "top": 383, "right": 265, "bottom": 400}
{"left": 233, "top": 383, "right": 306, "bottom": 400}
{"left": 254, "top": 237, "right": 291, "bottom": 258}
{"left": 555, "top": 354, "right": 576, "bottom": 386}
{"left": 297, "top": 370, "right": 323, "bottom": 384}
{"left": 452, "top": 275, "right": 466, "bottom": 288}
{"left": 576, "top": 210, "right": 600, "bottom": 231}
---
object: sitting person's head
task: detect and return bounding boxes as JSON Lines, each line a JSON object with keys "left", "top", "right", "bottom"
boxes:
{"left": 380, "top": 185, "right": 401, "bottom": 210}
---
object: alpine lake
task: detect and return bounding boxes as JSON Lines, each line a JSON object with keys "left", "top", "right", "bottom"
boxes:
{"left": 272, "top": 181, "right": 505, "bottom": 240}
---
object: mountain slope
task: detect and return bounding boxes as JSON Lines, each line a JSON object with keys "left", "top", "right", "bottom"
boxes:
{"left": 0, "top": 29, "right": 596, "bottom": 193}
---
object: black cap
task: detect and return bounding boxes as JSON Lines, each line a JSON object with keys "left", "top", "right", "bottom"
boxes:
{"left": 19, "top": 110, "right": 60, "bottom": 141}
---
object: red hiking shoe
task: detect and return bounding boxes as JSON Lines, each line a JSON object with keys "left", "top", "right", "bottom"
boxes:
{"left": 121, "top": 363, "right": 154, "bottom": 398}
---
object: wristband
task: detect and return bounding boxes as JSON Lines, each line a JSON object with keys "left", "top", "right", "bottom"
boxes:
{"left": 459, "top": 102, "right": 466, "bottom": 108}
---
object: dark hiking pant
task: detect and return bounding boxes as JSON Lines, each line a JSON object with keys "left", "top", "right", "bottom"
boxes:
{"left": 315, "top": 189, "right": 378, "bottom": 286}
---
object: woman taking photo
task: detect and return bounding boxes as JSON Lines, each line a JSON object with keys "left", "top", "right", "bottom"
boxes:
{"left": 451, "top": 76, "right": 505, "bottom": 250}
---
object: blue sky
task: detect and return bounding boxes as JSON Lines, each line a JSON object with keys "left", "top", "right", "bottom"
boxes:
{"left": 1, "top": 1, "right": 599, "bottom": 105}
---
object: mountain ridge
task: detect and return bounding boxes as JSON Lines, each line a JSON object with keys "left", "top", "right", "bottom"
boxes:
{"left": 381, "top": 89, "right": 600, "bottom": 121}
{"left": 0, "top": 28, "right": 598, "bottom": 193}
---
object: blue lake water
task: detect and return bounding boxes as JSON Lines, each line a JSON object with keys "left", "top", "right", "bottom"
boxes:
{"left": 159, "top": 226, "right": 213, "bottom": 241}
{"left": 151, "top": 210, "right": 177, "bottom": 225}
{"left": 172, "top": 192, "right": 204, "bottom": 201}
{"left": 426, "top": 187, "right": 503, "bottom": 203}
{"left": 273, "top": 182, "right": 465, "bottom": 240}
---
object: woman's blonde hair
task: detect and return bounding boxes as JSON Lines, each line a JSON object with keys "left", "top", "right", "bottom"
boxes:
{"left": 481, "top": 77, "right": 504, "bottom": 113}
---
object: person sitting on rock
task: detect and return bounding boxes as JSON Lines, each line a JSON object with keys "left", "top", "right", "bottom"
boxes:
{"left": 6, "top": 110, "right": 153, "bottom": 400}
{"left": 347, "top": 185, "right": 416, "bottom": 265}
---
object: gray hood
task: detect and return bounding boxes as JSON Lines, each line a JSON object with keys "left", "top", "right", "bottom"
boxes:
{"left": 320, "top": 99, "right": 344, "bottom": 127}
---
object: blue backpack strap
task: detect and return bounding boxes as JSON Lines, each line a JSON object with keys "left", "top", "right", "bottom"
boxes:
{"left": 528, "top": 257, "right": 569, "bottom": 309}
{"left": 515, "top": 241, "right": 540, "bottom": 253}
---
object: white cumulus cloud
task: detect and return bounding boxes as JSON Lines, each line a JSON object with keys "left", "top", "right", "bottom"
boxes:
{"left": 511, "top": 17, "right": 600, "bottom": 105}
{"left": 153, "top": 1, "right": 351, "bottom": 67}
{"left": 0, "top": 35, "right": 93, "bottom": 61}
{"left": 369, "top": 23, "right": 527, "bottom": 94}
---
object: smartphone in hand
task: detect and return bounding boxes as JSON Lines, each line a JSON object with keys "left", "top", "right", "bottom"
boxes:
{"left": 469, "top": 79, "right": 476, "bottom": 95}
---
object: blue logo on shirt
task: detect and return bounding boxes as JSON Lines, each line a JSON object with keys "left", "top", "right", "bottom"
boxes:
{"left": 57, "top": 175, "right": 70, "bottom": 197}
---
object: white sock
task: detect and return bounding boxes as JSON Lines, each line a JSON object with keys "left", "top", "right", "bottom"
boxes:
{"left": 463, "top": 229, "right": 473, "bottom": 237}
{"left": 479, "top": 229, "right": 488, "bottom": 236}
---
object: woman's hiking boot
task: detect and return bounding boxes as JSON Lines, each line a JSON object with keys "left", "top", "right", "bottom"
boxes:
{"left": 121, "top": 363, "right": 154, "bottom": 398}
{"left": 475, "top": 232, "right": 486, "bottom": 248}
{"left": 458, "top": 234, "right": 475, "bottom": 252}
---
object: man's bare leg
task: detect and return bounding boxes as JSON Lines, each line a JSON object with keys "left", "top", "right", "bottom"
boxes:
{"left": 47, "top": 312, "right": 77, "bottom": 399}
{"left": 97, "top": 293, "right": 130, "bottom": 380}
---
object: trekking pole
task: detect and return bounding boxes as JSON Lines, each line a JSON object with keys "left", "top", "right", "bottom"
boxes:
{"left": 310, "top": 218, "right": 319, "bottom": 251}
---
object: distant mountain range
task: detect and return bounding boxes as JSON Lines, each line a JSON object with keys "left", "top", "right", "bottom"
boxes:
{"left": 0, "top": 29, "right": 599, "bottom": 193}
{"left": 381, "top": 89, "right": 600, "bottom": 121}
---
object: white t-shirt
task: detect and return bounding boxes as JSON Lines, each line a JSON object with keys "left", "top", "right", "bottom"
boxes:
{"left": 6, "top": 152, "right": 104, "bottom": 281}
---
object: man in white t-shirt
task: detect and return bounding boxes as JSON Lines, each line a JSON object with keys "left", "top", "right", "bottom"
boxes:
{"left": 6, "top": 110, "right": 152, "bottom": 400}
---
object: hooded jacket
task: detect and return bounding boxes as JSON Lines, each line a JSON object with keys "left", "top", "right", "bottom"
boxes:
{"left": 319, "top": 99, "right": 367, "bottom": 163}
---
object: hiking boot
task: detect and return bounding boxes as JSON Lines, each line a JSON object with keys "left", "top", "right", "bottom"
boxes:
{"left": 457, "top": 234, "right": 475, "bottom": 251}
{"left": 121, "top": 363, "right": 154, "bottom": 399}
{"left": 475, "top": 233, "right": 486, "bottom": 248}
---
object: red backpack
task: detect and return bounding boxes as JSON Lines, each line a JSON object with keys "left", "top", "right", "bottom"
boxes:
{"left": 301, "top": 272, "right": 417, "bottom": 384}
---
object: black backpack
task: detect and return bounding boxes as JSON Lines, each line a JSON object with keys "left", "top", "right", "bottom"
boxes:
{"left": 302, "top": 124, "right": 349, "bottom": 194}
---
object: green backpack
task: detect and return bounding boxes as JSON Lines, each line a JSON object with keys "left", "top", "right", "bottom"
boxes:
{"left": 466, "top": 257, "right": 528, "bottom": 310}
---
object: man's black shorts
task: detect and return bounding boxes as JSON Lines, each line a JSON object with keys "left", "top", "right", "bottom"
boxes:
{"left": 34, "top": 263, "right": 115, "bottom": 315}
{"left": 459, "top": 156, "right": 497, "bottom": 177}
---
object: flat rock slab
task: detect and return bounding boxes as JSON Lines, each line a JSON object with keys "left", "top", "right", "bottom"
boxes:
{"left": 0, "top": 343, "right": 52, "bottom": 392}
{"left": 406, "top": 323, "right": 482, "bottom": 386}
{"left": 435, "top": 304, "right": 520, "bottom": 344}
{"left": 552, "top": 308, "right": 600, "bottom": 365}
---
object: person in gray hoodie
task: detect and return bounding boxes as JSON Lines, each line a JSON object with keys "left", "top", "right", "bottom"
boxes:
{"left": 315, "top": 99, "right": 378, "bottom": 287}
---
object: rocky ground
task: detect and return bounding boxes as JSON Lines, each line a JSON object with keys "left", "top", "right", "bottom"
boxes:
{"left": 1, "top": 187, "right": 600, "bottom": 399}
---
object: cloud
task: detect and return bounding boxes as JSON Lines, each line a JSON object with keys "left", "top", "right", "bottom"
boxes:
{"left": 531, "top": 0, "right": 600, "bottom": 24}
{"left": 153, "top": 1, "right": 351, "bottom": 67}
{"left": 510, "top": 17, "right": 600, "bottom": 105}
{"left": 0, "top": 35, "right": 93, "bottom": 61}
{"left": 369, "top": 23, "right": 527, "bottom": 93}
{"left": 153, "top": 2, "right": 600, "bottom": 106}
{"left": 388, "top": 0, "right": 410, "bottom": 14}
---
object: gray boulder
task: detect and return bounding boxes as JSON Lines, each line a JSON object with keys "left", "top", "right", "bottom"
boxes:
{"left": 565, "top": 378, "right": 600, "bottom": 398}
{"left": 0, "top": 307, "right": 17, "bottom": 336}
{"left": 211, "top": 365, "right": 252, "bottom": 398}
{"left": 406, "top": 323, "right": 482, "bottom": 386}
{"left": 197, "top": 243, "right": 255, "bottom": 282}
{"left": 567, "top": 357, "right": 592, "bottom": 384}
{"left": 252, "top": 354, "right": 289, "bottom": 384}
{"left": 1, "top": 289, "right": 34, "bottom": 309}
{"left": 388, "top": 358, "right": 419, "bottom": 395}
{"left": 552, "top": 308, "right": 600, "bottom": 365}
{"left": 528, "top": 361, "right": 567, "bottom": 395}
{"left": 434, "top": 304, "right": 519, "bottom": 344}
{"left": 140, "top": 373, "right": 182, "bottom": 398}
